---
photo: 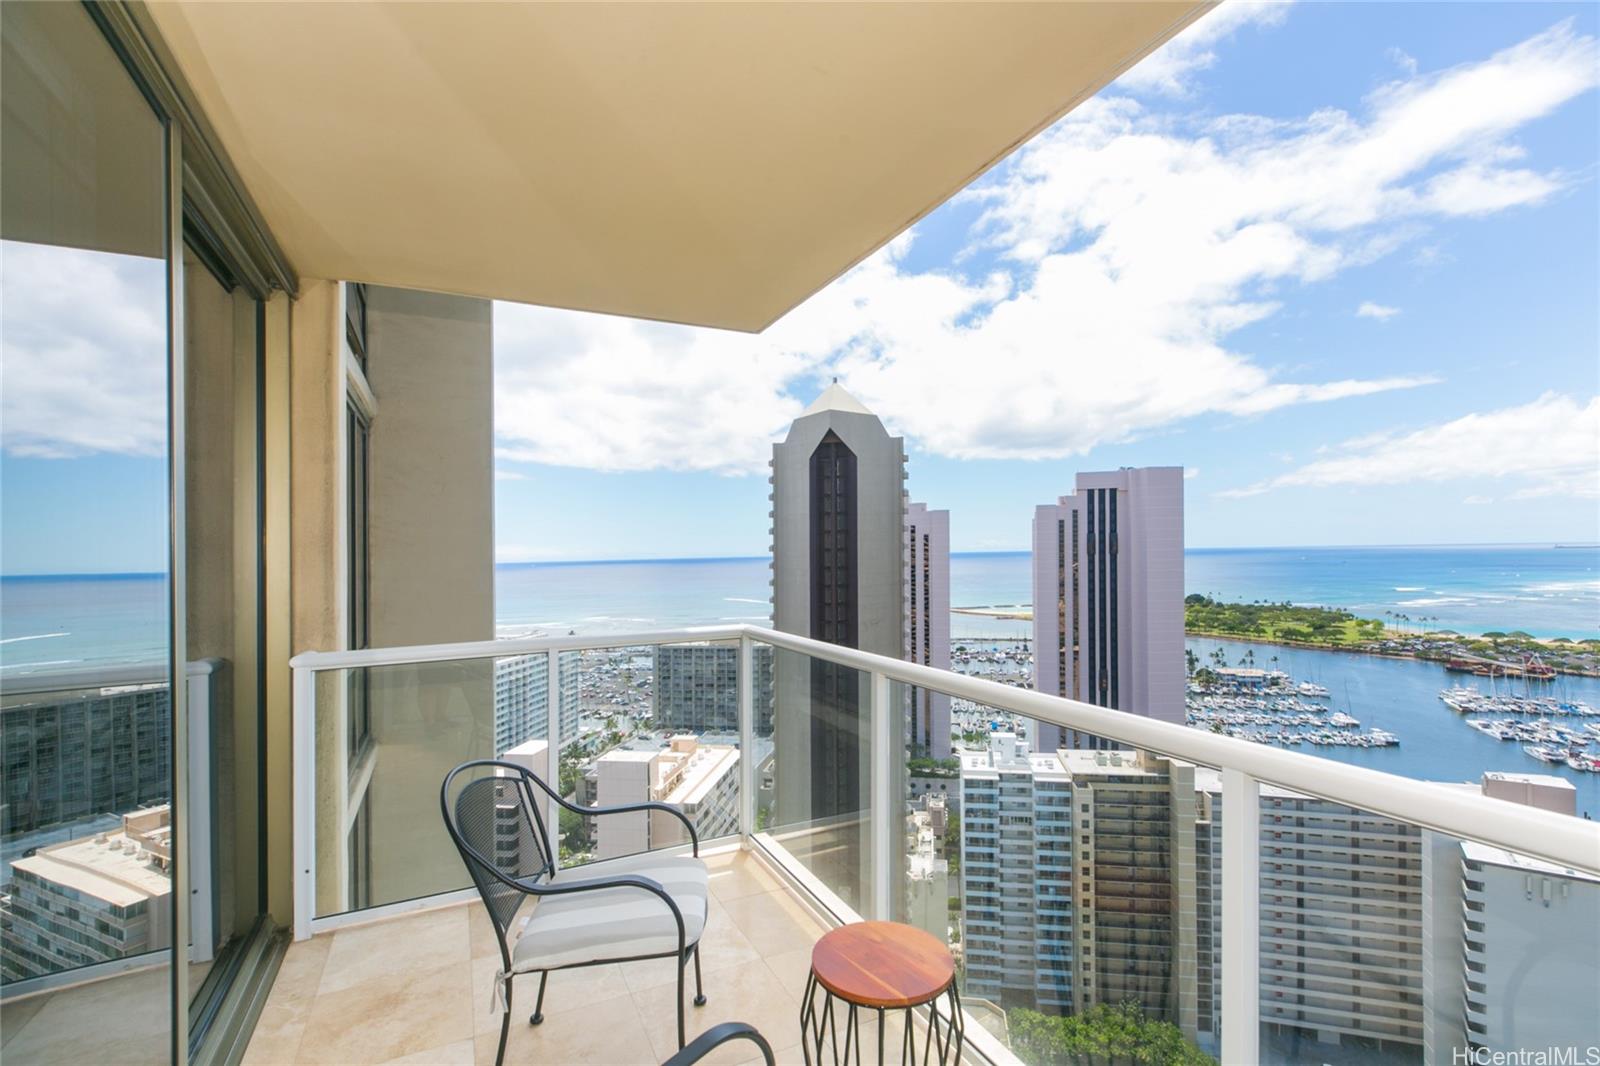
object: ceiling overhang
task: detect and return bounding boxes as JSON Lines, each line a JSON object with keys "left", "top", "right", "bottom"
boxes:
{"left": 146, "top": 1, "right": 1209, "bottom": 331}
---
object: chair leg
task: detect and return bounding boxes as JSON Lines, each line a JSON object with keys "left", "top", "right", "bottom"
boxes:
{"left": 529, "top": 971, "right": 548, "bottom": 1026}
{"left": 677, "top": 951, "right": 688, "bottom": 1049}
{"left": 693, "top": 943, "right": 707, "bottom": 1007}
{"left": 496, "top": 974, "right": 513, "bottom": 1066}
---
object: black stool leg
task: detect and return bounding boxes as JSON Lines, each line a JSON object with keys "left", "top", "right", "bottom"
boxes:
{"left": 693, "top": 942, "right": 707, "bottom": 1007}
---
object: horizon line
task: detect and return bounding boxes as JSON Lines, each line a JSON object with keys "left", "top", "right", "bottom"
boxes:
{"left": 12, "top": 540, "right": 1594, "bottom": 579}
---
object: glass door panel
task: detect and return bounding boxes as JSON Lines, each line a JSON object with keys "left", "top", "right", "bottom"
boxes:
{"left": 1, "top": 2, "right": 175, "bottom": 1063}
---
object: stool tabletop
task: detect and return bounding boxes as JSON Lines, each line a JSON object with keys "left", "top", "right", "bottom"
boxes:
{"left": 810, "top": 921, "right": 955, "bottom": 1009}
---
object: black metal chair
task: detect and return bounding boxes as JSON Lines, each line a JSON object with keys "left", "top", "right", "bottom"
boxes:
{"left": 662, "top": 1022, "right": 775, "bottom": 1066}
{"left": 440, "top": 759, "right": 711, "bottom": 1066}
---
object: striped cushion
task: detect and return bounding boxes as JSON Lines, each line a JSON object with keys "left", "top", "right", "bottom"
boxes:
{"left": 510, "top": 854, "right": 709, "bottom": 972}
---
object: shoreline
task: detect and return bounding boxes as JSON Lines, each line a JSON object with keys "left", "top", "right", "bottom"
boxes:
{"left": 1183, "top": 628, "right": 1600, "bottom": 679}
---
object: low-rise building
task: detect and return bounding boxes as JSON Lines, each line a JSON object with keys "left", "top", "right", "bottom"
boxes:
{"left": 593, "top": 736, "right": 739, "bottom": 859}
{"left": 1, "top": 807, "right": 174, "bottom": 982}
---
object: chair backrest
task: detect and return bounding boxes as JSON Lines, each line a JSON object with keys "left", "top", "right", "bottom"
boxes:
{"left": 440, "top": 760, "right": 556, "bottom": 950}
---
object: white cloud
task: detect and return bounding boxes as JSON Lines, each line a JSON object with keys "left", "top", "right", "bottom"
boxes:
{"left": 1115, "top": 3, "right": 1293, "bottom": 97}
{"left": 1463, "top": 495, "right": 1494, "bottom": 505}
{"left": 1221, "top": 393, "right": 1600, "bottom": 499}
{"left": 1357, "top": 301, "right": 1400, "bottom": 320}
{"left": 1184, "top": 468, "right": 1200, "bottom": 480}
{"left": 494, "top": 469, "right": 525, "bottom": 481}
{"left": 494, "top": 20, "right": 1597, "bottom": 473}
{"left": 1, "top": 241, "right": 168, "bottom": 458}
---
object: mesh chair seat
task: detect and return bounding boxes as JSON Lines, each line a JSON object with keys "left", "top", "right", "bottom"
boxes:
{"left": 510, "top": 853, "right": 710, "bottom": 972}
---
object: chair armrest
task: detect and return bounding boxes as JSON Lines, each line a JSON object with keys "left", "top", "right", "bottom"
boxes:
{"left": 660, "top": 1023, "right": 774, "bottom": 1066}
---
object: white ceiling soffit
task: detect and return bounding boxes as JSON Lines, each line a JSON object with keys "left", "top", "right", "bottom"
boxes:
{"left": 147, "top": 1, "right": 1209, "bottom": 332}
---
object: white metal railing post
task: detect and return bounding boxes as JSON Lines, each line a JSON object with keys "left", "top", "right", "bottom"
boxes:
{"left": 1221, "top": 768, "right": 1261, "bottom": 1065}
{"left": 739, "top": 635, "right": 755, "bottom": 846}
{"left": 292, "top": 664, "right": 317, "bottom": 941}
{"left": 546, "top": 648, "right": 563, "bottom": 873}
{"left": 869, "top": 670, "right": 893, "bottom": 921}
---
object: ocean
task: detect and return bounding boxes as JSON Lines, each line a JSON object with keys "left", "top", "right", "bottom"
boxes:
{"left": 5, "top": 545, "right": 1595, "bottom": 666}
{"left": 5, "top": 545, "right": 1597, "bottom": 813}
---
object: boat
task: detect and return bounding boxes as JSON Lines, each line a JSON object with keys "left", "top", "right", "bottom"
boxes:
{"left": 1296, "top": 682, "right": 1330, "bottom": 698}
{"left": 1522, "top": 745, "right": 1564, "bottom": 764}
{"left": 1565, "top": 752, "right": 1600, "bottom": 773}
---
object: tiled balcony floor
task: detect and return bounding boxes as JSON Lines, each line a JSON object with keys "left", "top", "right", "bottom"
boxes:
{"left": 242, "top": 849, "right": 877, "bottom": 1066}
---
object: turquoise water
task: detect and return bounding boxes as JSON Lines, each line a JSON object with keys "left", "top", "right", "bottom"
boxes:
{"left": 5, "top": 545, "right": 1594, "bottom": 672}
{"left": 495, "top": 544, "right": 1599, "bottom": 640}
{"left": 4, "top": 545, "right": 1598, "bottom": 812}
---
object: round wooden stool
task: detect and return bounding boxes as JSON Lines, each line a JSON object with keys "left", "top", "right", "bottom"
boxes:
{"left": 800, "top": 921, "right": 964, "bottom": 1066}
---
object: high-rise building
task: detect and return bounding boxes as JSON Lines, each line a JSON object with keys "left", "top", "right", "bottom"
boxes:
{"left": 1031, "top": 467, "right": 1184, "bottom": 750}
{"left": 1193, "top": 769, "right": 1425, "bottom": 1054}
{"left": 653, "top": 644, "right": 774, "bottom": 736}
{"left": 1, "top": 683, "right": 173, "bottom": 837}
{"left": 0, "top": 807, "right": 174, "bottom": 982}
{"left": 905, "top": 502, "right": 952, "bottom": 759}
{"left": 960, "top": 732, "right": 1076, "bottom": 1014}
{"left": 592, "top": 736, "right": 740, "bottom": 860}
{"left": 1421, "top": 773, "right": 1598, "bottom": 1062}
{"left": 960, "top": 737, "right": 1197, "bottom": 1035}
{"left": 493, "top": 654, "right": 580, "bottom": 755}
{"left": 770, "top": 382, "right": 907, "bottom": 826}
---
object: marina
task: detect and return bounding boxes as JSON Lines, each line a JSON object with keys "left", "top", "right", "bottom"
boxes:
{"left": 1442, "top": 685, "right": 1600, "bottom": 773}
{"left": 1184, "top": 671, "right": 1402, "bottom": 749}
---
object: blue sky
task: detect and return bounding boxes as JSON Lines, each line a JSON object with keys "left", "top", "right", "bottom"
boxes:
{"left": 3, "top": 3, "right": 1598, "bottom": 574}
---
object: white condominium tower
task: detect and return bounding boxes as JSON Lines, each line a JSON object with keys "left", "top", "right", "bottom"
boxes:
{"left": 960, "top": 737, "right": 1199, "bottom": 1038}
{"left": 905, "top": 501, "right": 952, "bottom": 759}
{"left": 1422, "top": 773, "right": 1598, "bottom": 1061}
{"left": 1031, "top": 467, "right": 1185, "bottom": 751}
{"left": 770, "top": 382, "right": 907, "bottom": 831}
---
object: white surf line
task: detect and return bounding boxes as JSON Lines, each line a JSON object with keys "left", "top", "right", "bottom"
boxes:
{"left": 0, "top": 632, "right": 69, "bottom": 644}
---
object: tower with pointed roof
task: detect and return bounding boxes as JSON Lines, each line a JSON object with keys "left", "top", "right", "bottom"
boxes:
{"left": 766, "top": 383, "right": 907, "bottom": 893}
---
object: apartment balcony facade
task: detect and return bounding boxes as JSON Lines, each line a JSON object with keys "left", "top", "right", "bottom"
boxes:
{"left": 5, "top": 4, "right": 1600, "bottom": 1066}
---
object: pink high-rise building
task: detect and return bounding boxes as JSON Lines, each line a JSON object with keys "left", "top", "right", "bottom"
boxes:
{"left": 906, "top": 502, "right": 952, "bottom": 759}
{"left": 1031, "top": 467, "right": 1185, "bottom": 750}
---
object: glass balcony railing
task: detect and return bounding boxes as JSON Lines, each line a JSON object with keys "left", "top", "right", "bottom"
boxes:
{"left": 288, "top": 624, "right": 1600, "bottom": 1066}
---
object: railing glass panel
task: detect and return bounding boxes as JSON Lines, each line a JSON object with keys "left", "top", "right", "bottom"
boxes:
{"left": 557, "top": 641, "right": 747, "bottom": 871}
{"left": 1257, "top": 795, "right": 1599, "bottom": 1064}
{"left": 755, "top": 643, "right": 875, "bottom": 917}
{"left": 896, "top": 680, "right": 1226, "bottom": 1064}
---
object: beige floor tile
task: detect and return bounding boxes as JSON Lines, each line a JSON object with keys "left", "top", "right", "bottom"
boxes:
{"left": 708, "top": 856, "right": 784, "bottom": 902}
{"left": 634, "top": 959, "right": 801, "bottom": 1066}
{"left": 720, "top": 891, "right": 826, "bottom": 958}
{"left": 380, "top": 1037, "right": 477, "bottom": 1065}
{"left": 320, "top": 906, "right": 470, "bottom": 997}
{"left": 1, "top": 991, "right": 48, "bottom": 1049}
{"left": 470, "top": 955, "right": 633, "bottom": 1035}
{"left": 268, "top": 933, "right": 334, "bottom": 1013}
{"left": 734, "top": 1041, "right": 808, "bottom": 1066}
{"left": 465, "top": 903, "right": 508, "bottom": 961}
{"left": 762, "top": 947, "right": 816, "bottom": 1002}
{"left": 473, "top": 992, "right": 658, "bottom": 1066}
{"left": 298, "top": 960, "right": 474, "bottom": 1065}
{"left": 240, "top": 999, "right": 309, "bottom": 1065}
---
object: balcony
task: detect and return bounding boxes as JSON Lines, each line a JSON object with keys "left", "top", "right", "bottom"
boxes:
{"left": 268, "top": 622, "right": 1600, "bottom": 1066}
{"left": 241, "top": 850, "right": 826, "bottom": 1066}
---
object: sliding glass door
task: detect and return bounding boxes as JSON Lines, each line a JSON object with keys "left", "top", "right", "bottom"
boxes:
{"left": 1, "top": 2, "right": 176, "bottom": 1062}
{"left": 2, "top": 6, "right": 275, "bottom": 1063}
